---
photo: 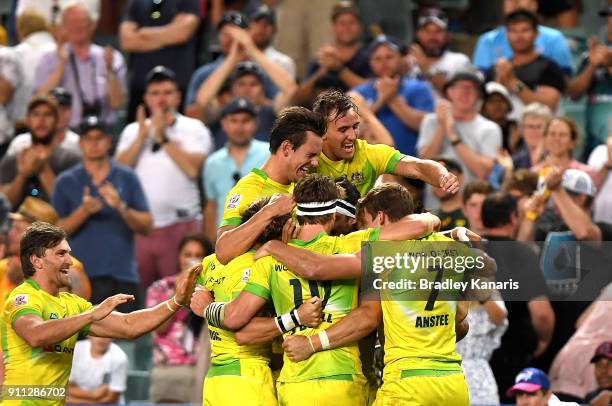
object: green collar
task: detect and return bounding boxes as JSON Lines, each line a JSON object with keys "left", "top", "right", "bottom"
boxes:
{"left": 290, "top": 231, "right": 327, "bottom": 247}
{"left": 25, "top": 279, "right": 41, "bottom": 290}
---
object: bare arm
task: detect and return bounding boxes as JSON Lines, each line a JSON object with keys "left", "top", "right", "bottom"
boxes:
{"left": 160, "top": 142, "right": 204, "bottom": 179}
{"left": 194, "top": 42, "right": 240, "bottom": 112}
{"left": 114, "top": 127, "right": 149, "bottom": 168}
{"left": 418, "top": 126, "right": 445, "bottom": 159}
{"left": 514, "top": 84, "right": 561, "bottom": 112}
{"left": 120, "top": 14, "right": 199, "bottom": 52}
{"left": 203, "top": 200, "right": 218, "bottom": 244}
{"left": 451, "top": 136, "right": 496, "bottom": 179}
{"left": 528, "top": 298, "right": 555, "bottom": 358}
{"left": 337, "top": 66, "right": 368, "bottom": 89}
{"left": 68, "top": 384, "right": 119, "bottom": 404}
{"left": 57, "top": 206, "right": 95, "bottom": 237}
{"left": 38, "top": 163, "right": 55, "bottom": 198}
{"left": 0, "top": 78, "right": 15, "bottom": 104}
{"left": 386, "top": 96, "right": 427, "bottom": 131}
{"left": 1, "top": 172, "right": 28, "bottom": 208}
{"left": 219, "top": 291, "right": 267, "bottom": 331}
{"left": 550, "top": 188, "right": 602, "bottom": 241}
{"left": 393, "top": 156, "right": 456, "bottom": 191}
{"left": 234, "top": 317, "right": 281, "bottom": 345}
{"left": 117, "top": 205, "right": 153, "bottom": 235}
{"left": 294, "top": 67, "right": 327, "bottom": 106}
{"left": 119, "top": 21, "right": 163, "bottom": 53}
{"left": 455, "top": 300, "right": 469, "bottom": 342}
{"left": 567, "top": 63, "right": 597, "bottom": 99}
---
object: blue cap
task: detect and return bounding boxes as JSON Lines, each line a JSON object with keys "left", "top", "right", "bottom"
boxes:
{"left": 368, "top": 34, "right": 401, "bottom": 54}
{"left": 507, "top": 368, "right": 550, "bottom": 397}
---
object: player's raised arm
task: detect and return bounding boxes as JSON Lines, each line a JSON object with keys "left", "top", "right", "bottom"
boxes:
{"left": 88, "top": 265, "right": 201, "bottom": 339}
{"left": 393, "top": 155, "right": 460, "bottom": 194}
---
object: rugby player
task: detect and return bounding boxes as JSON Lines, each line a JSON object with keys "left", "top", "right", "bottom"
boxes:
{"left": 1, "top": 222, "right": 200, "bottom": 405}
{"left": 257, "top": 183, "right": 496, "bottom": 406}
{"left": 312, "top": 89, "right": 460, "bottom": 197}
{"left": 215, "top": 106, "right": 326, "bottom": 264}
{"left": 202, "top": 174, "right": 440, "bottom": 405}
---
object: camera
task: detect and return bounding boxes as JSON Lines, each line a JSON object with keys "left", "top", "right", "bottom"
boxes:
{"left": 81, "top": 99, "right": 102, "bottom": 118}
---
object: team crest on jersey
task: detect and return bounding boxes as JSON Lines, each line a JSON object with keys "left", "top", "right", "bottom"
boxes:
{"left": 351, "top": 172, "right": 364, "bottom": 184}
{"left": 13, "top": 294, "right": 28, "bottom": 306}
{"left": 242, "top": 268, "right": 251, "bottom": 283}
{"left": 226, "top": 194, "right": 242, "bottom": 209}
{"left": 49, "top": 313, "right": 59, "bottom": 320}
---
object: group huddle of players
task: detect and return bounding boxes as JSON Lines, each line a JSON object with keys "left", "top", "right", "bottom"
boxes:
{"left": 188, "top": 89, "right": 491, "bottom": 405}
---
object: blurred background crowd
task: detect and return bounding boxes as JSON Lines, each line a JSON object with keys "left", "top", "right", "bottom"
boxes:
{"left": 0, "top": 0, "right": 610, "bottom": 404}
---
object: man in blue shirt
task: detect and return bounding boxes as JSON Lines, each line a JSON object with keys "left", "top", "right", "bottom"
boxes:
{"left": 52, "top": 116, "right": 152, "bottom": 312}
{"left": 202, "top": 97, "right": 269, "bottom": 243}
{"left": 353, "top": 35, "right": 434, "bottom": 156}
{"left": 472, "top": 0, "right": 573, "bottom": 76}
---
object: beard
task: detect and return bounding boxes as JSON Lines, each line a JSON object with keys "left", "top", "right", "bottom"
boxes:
{"left": 415, "top": 38, "right": 447, "bottom": 58}
{"left": 31, "top": 131, "right": 54, "bottom": 145}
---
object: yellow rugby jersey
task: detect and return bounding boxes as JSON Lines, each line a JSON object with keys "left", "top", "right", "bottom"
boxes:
{"left": 1, "top": 279, "right": 93, "bottom": 405}
{"left": 199, "top": 252, "right": 270, "bottom": 366}
{"left": 375, "top": 233, "right": 474, "bottom": 373}
{"left": 316, "top": 139, "right": 405, "bottom": 196}
{"left": 245, "top": 228, "right": 380, "bottom": 383}
{"left": 220, "top": 168, "right": 294, "bottom": 228}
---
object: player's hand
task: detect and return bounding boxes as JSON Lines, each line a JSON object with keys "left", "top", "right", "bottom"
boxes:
{"left": 447, "top": 227, "right": 481, "bottom": 242}
{"left": 438, "top": 171, "right": 459, "bottom": 194}
{"left": 297, "top": 296, "right": 323, "bottom": 328}
{"left": 283, "top": 335, "right": 315, "bottom": 362}
{"left": 91, "top": 294, "right": 135, "bottom": 321}
{"left": 264, "top": 194, "right": 295, "bottom": 217}
{"left": 81, "top": 186, "right": 103, "bottom": 215}
{"left": 281, "top": 218, "right": 299, "bottom": 243}
{"left": 174, "top": 264, "right": 202, "bottom": 306}
{"left": 190, "top": 285, "right": 213, "bottom": 317}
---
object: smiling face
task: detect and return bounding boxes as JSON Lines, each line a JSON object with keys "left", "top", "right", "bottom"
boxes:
{"left": 35, "top": 239, "right": 73, "bottom": 289}
{"left": 522, "top": 115, "right": 547, "bottom": 148}
{"left": 446, "top": 80, "right": 480, "bottom": 113}
{"left": 322, "top": 108, "right": 360, "bottom": 161}
{"left": 332, "top": 13, "right": 362, "bottom": 46}
{"left": 544, "top": 119, "right": 575, "bottom": 159}
{"left": 282, "top": 132, "right": 322, "bottom": 182}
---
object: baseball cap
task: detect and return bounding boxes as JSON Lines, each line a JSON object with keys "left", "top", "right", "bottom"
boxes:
{"left": 27, "top": 95, "right": 59, "bottom": 115}
{"left": 562, "top": 169, "right": 596, "bottom": 197}
{"left": 145, "top": 65, "right": 177, "bottom": 86}
{"left": 251, "top": 5, "right": 275, "bottom": 25}
{"left": 79, "top": 115, "right": 109, "bottom": 135}
{"left": 443, "top": 67, "right": 485, "bottom": 96}
{"left": 436, "top": 157, "right": 463, "bottom": 175}
{"left": 485, "top": 82, "right": 513, "bottom": 112}
{"left": 331, "top": 1, "right": 360, "bottom": 21}
{"left": 220, "top": 97, "right": 257, "bottom": 118}
{"left": 506, "top": 367, "right": 550, "bottom": 397}
{"left": 49, "top": 87, "right": 72, "bottom": 107}
{"left": 368, "top": 34, "right": 402, "bottom": 54}
{"left": 230, "top": 61, "right": 264, "bottom": 83}
{"left": 418, "top": 7, "right": 449, "bottom": 30}
{"left": 217, "top": 11, "right": 248, "bottom": 31}
{"left": 8, "top": 197, "right": 59, "bottom": 225}
{"left": 590, "top": 341, "right": 612, "bottom": 363}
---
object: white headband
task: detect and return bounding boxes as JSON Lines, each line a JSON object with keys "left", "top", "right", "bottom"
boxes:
{"left": 296, "top": 200, "right": 337, "bottom": 216}
{"left": 336, "top": 199, "right": 356, "bottom": 219}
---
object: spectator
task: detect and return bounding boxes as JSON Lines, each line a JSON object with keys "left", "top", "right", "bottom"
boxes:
{"left": 0, "top": 196, "right": 90, "bottom": 303}
{"left": 0, "top": 96, "right": 81, "bottom": 208}
{"left": 473, "top": 0, "right": 573, "bottom": 76}
{"left": 430, "top": 157, "right": 468, "bottom": 231}
{"left": 506, "top": 367, "right": 579, "bottom": 405}
{"left": 11, "top": 9, "right": 56, "bottom": 125}
{"left": 482, "top": 82, "right": 519, "bottom": 153}
{"left": 481, "top": 192, "right": 555, "bottom": 405}
{"left": 354, "top": 35, "right": 434, "bottom": 156}
{"left": 502, "top": 168, "right": 539, "bottom": 216}
{"left": 513, "top": 102, "right": 552, "bottom": 170}
{"left": 53, "top": 116, "right": 152, "bottom": 312}
{"left": 456, "top": 296, "right": 507, "bottom": 405}
{"left": 273, "top": 0, "right": 335, "bottom": 79}
{"left": 549, "top": 287, "right": 612, "bottom": 403}
{"left": 67, "top": 337, "right": 128, "bottom": 404}
{"left": 295, "top": 1, "right": 371, "bottom": 106}
{"left": 190, "top": 25, "right": 297, "bottom": 145}
{"left": 488, "top": 9, "right": 566, "bottom": 119}
{"left": 532, "top": 117, "right": 595, "bottom": 179}
{"left": 406, "top": 7, "right": 472, "bottom": 99}
{"left": 119, "top": 0, "right": 200, "bottom": 122}
{"left": 418, "top": 69, "right": 502, "bottom": 184}
{"left": 7, "top": 87, "right": 80, "bottom": 156}
{"left": 202, "top": 97, "right": 269, "bottom": 243}
{"left": 15, "top": 0, "right": 100, "bottom": 27}
{"left": 583, "top": 342, "right": 612, "bottom": 405}
{"left": 462, "top": 179, "right": 493, "bottom": 236}
{"left": 146, "top": 233, "right": 212, "bottom": 403}
{"left": 115, "top": 66, "right": 212, "bottom": 289}
{"left": 185, "top": 12, "right": 249, "bottom": 111}
{"left": 567, "top": 6, "right": 612, "bottom": 155}
{"left": 248, "top": 5, "right": 296, "bottom": 79}
{"left": 587, "top": 133, "right": 612, "bottom": 224}
{"left": 0, "top": 46, "right": 23, "bottom": 157}
{"left": 34, "top": 3, "right": 125, "bottom": 129}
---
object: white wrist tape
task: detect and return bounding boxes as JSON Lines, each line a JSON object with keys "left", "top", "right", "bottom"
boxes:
{"left": 318, "top": 331, "right": 330, "bottom": 350}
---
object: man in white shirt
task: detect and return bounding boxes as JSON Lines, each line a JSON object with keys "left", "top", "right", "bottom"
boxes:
{"left": 16, "top": 0, "right": 100, "bottom": 26}
{"left": 116, "top": 66, "right": 213, "bottom": 289}
{"left": 68, "top": 337, "right": 128, "bottom": 404}
{"left": 7, "top": 87, "right": 80, "bottom": 156}
{"left": 407, "top": 7, "right": 472, "bottom": 99}
{"left": 249, "top": 5, "right": 296, "bottom": 79}
{"left": 587, "top": 134, "right": 612, "bottom": 224}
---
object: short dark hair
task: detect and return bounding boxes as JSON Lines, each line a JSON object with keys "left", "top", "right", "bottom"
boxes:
{"left": 269, "top": 107, "right": 326, "bottom": 153}
{"left": 481, "top": 192, "right": 518, "bottom": 228}
{"left": 178, "top": 233, "right": 214, "bottom": 258}
{"left": 335, "top": 176, "right": 360, "bottom": 207}
{"left": 312, "top": 89, "right": 358, "bottom": 123}
{"left": 294, "top": 174, "right": 340, "bottom": 225}
{"left": 505, "top": 9, "right": 538, "bottom": 30}
{"left": 357, "top": 183, "right": 415, "bottom": 224}
{"left": 502, "top": 169, "right": 538, "bottom": 197}
{"left": 20, "top": 222, "right": 66, "bottom": 278}
{"left": 145, "top": 66, "right": 178, "bottom": 88}
{"left": 242, "top": 197, "right": 290, "bottom": 245}
{"left": 462, "top": 180, "right": 494, "bottom": 204}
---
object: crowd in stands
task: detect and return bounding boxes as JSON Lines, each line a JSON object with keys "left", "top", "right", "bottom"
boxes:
{"left": 0, "top": 0, "right": 611, "bottom": 404}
